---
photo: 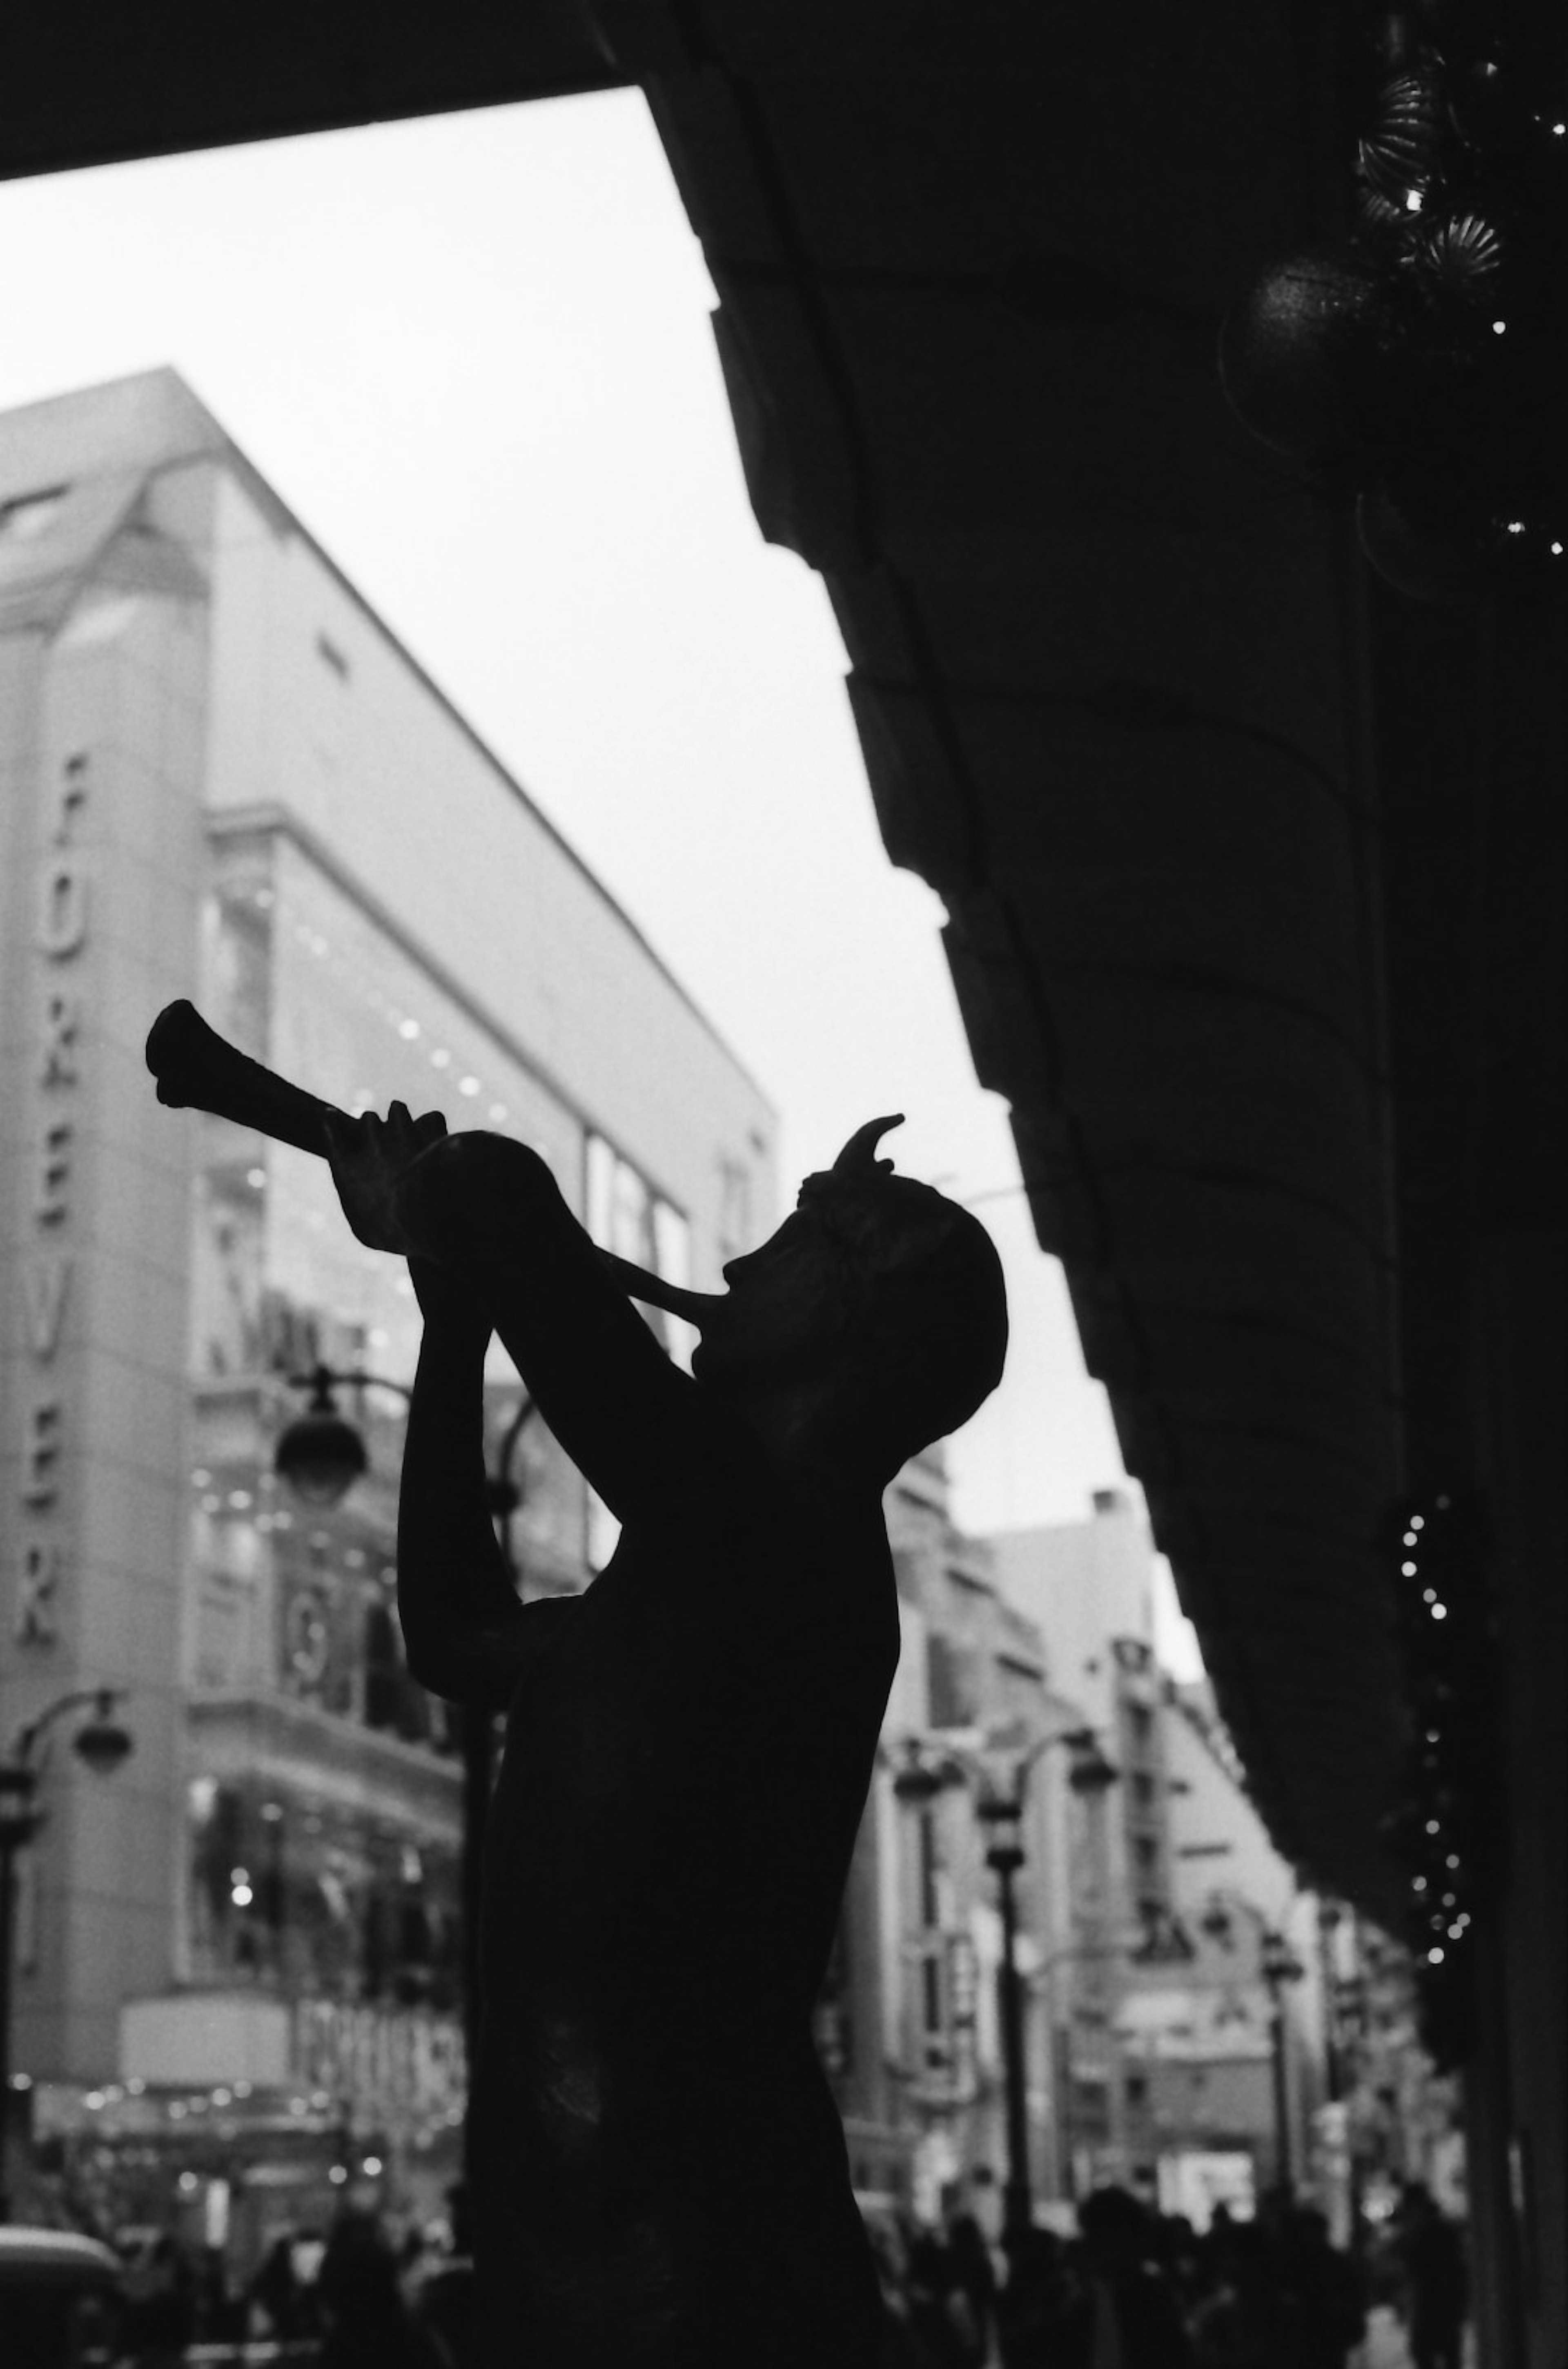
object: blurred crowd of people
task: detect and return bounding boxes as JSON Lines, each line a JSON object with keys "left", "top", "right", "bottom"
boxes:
{"left": 93, "top": 2174, "right": 1464, "bottom": 2369}
{"left": 105, "top": 2187, "right": 481, "bottom": 2368}
{"left": 869, "top": 2180, "right": 1467, "bottom": 2369}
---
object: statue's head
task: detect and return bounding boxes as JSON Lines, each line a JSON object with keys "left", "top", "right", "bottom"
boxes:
{"left": 695, "top": 1116, "right": 1008, "bottom": 1480}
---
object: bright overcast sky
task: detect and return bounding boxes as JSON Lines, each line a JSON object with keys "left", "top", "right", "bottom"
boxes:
{"left": 0, "top": 91, "right": 1202, "bottom": 1676}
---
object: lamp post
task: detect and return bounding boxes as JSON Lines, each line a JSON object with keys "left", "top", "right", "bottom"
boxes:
{"left": 1198, "top": 1893, "right": 1305, "bottom": 2198}
{"left": 274, "top": 1364, "right": 535, "bottom": 2163}
{"left": 1260, "top": 1926, "right": 1306, "bottom": 2197}
{"left": 0, "top": 1689, "right": 134, "bottom": 2221}
{"left": 899, "top": 1722, "right": 1118, "bottom": 2253}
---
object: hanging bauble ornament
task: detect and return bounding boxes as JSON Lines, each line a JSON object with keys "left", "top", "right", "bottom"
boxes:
{"left": 1357, "top": 481, "right": 1483, "bottom": 602}
{"left": 1357, "top": 185, "right": 1420, "bottom": 247}
{"left": 1411, "top": 212, "right": 1505, "bottom": 304}
{"left": 1218, "top": 250, "right": 1389, "bottom": 463}
{"left": 1358, "top": 71, "right": 1444, "bottom": 203}
{"left": 1374, "top": 10, "right": 1434, "bottom": 75}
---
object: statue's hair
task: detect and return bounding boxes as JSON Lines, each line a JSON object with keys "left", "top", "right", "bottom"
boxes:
{"left": 798, "top": 1117, "right": 1008, "bottom": 1478}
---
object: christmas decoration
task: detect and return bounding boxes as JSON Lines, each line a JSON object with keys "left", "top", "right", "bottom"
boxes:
{"left": 1219, "top": 7, "right": 1566, "bottom": 603}
{"left": 1375, "top": 1490, "right": 1499, "bottom": 2069}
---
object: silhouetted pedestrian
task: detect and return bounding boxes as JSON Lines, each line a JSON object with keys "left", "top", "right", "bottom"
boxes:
{"left": 1278, "top": 2206, "right": 1367, "bottom": 2369}
{"left": 996, "top": 2226, "right": 1082, "bottom": 2367}
{"left": 120, "top": 2230, "right": 197, "bottom": 2368}
{"left": 1189, "top": 2220, "right": 1278, "bottom": 2369}
{"left": 944, "top": 2212, "right": 998, "bottom": 2365}
{"left": 416, "top": 2182, "right": 479, "bottom": 2369}
{"left": 1392, "top": 2184, "right": 1467, "bottom": 2369}
{"left": 316, "top": 2211, "right": 451, "bottom": 2369}
{"left": 1074, "top": 2186, "right": 1195, "bottom": 2369}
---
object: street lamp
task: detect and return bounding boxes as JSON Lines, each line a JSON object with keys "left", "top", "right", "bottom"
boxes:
{"left": 886, "top": 1722, "right": 1120, "bottom": 2242}
{"left": 0, "top": 1689, "right": 134, "bottom": 2221}
{"left": 1198, "top": 1893, "right": 1305, "bottom": 2196}
{"left": 272, "top": 1364, "right": 370, "bottom": 1506}
{"left": 275, "top": 1364, "right": 535, "bottom": 2176}
{"left": 973, "top": 1725, "right": 1118, "bottom": 2252}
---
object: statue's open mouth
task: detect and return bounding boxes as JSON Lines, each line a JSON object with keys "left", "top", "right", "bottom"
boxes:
{"left": 596, "top": 1250, "right": 724, "bottom": 1328}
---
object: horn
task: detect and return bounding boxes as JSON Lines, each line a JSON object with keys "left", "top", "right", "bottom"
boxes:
{"left": 831, "top": 1115, "right": 905, "bottom": 1177}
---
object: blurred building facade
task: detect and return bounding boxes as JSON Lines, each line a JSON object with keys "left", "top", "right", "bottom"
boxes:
{"left": 0, "top": 369, "right": 777, "bottom": 2245}
{"left": 991, "top": 1492, "right": 1335, "bottom": 2226}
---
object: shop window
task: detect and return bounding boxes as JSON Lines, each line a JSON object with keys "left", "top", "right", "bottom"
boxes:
{"left": 187, "top": 1775, "right": 461, "bottom": 2004}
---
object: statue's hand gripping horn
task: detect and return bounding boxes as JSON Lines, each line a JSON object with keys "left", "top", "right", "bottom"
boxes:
{"left": 144, "top": 998, "right": 717, "bottom": 1322}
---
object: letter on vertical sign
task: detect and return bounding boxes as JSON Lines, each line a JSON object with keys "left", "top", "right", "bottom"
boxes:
{"left": 22, "top": 1399, "right": 64, "bottom": 1508}
{"left": 24, "top": 1256, "right": 71, "bottom": 1358}
{"left": 15, "top": 1540, "right": 62, "bottom": 1645}
{"left": 39, "top": 994, "right": 81, "bottom": 1089}
{"left": 52, "top": 752, "right": 89, "bottom": 845}
{"left": 37, "top": 863, "right": 89, "bottom": 958}
{"left": 34, "top": 1119, "right": 74, "bottom": 1223}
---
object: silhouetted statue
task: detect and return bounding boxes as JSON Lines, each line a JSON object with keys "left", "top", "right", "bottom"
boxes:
{"left": 323, "top": 1106, "right": 1009, "bottom": 2369}
{"left": 143, "top": 1005, "right": 1009, "bottom": 2369}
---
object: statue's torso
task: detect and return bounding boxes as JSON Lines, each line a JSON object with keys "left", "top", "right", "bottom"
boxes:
{"left": 469, "top": 1428, "right": 896, "bottom": 2364}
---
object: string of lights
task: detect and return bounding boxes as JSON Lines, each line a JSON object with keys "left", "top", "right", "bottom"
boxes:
{"left": 1376, "top": 1489, "right": 1498, "bottom": 2068}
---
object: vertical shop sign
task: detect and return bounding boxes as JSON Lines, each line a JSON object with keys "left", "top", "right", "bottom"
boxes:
{"left": 14, "top": 751, "right": 89, "bottom": 1647}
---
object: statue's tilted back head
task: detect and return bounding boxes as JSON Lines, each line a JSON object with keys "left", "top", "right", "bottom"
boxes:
{"left": 797, "top": 1116, "right": 1008, "bottom": 1478}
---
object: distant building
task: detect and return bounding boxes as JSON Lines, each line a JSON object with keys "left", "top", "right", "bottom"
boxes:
{"left": 0, "top": 370, "right": 776, "bottom": 2248}
{"left": 1143, "top": 1676, "right": 1329, "bottom": 2222}
{"left": 988, "top": 1490, "right": 1181, "bottom": 2196}
{"left": 985, "top": 1492, "right": 1343, "bottom": 2215}
{"left": 831, "top": 1444, "right": 1085, "bottom": 2222}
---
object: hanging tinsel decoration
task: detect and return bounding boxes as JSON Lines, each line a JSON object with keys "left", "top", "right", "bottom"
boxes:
{"left": 1374, "top": 1489, "right": 1498, "bottom": 2070}
{"left": 1218, "top": 5, "right": 1566, "bottom": 604}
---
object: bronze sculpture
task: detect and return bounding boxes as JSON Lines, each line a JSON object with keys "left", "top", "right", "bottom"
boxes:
{"left": 148, "top": 1003, "right": 1008, "bottom": 2367}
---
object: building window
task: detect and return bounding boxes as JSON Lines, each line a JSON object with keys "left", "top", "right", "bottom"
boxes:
{"left": 926, "top": 1632, "right": 978, "bottom": 1729}
{"left": 0, "top": 485, "right": 68, "bottom": 541}
{"left": 716, "top": 1156, "right": 752, "bottom": 1263}
{"left": 315, "top": 630, "right": 351, "bottom": 681}
{"left": 186, "top": 1775, "right": 460, "bottom": 2006}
